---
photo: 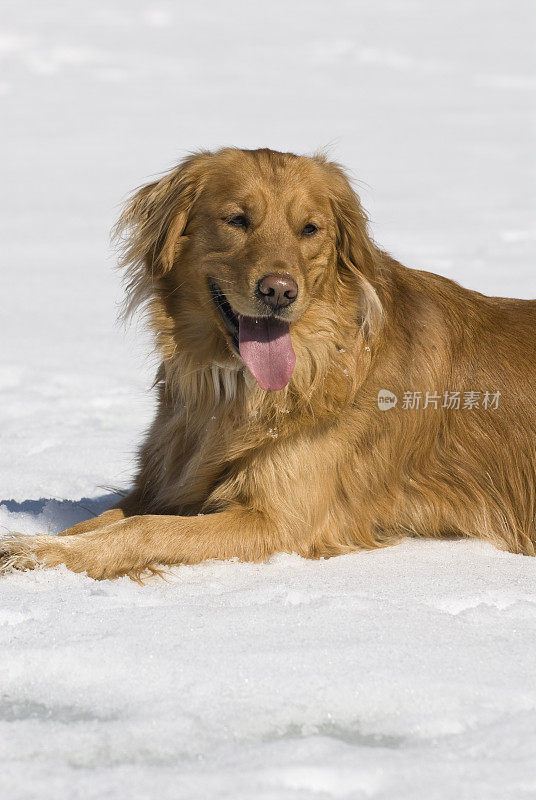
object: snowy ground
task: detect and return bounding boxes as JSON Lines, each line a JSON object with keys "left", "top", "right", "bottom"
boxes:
{"left": 1, "top": 1, "right": 536, "bottom": 798}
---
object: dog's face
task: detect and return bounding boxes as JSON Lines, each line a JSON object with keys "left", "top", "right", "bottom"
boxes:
{"left": 119, "top": 148, "right": 377, "bottom": 391}
{"left": 184, "top": 151, "right": 341, "bottom": 389}
{"left": 189, "top": 151, "right": 335, "bottom": 320}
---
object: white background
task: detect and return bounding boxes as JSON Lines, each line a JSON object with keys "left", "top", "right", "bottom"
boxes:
{"left": 1, "top": 2, "right": 535, "bottom": 798}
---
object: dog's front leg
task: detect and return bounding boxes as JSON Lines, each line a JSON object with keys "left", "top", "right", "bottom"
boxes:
{"left": 0, "top": 509, "right": 296, "bottom": 580}
{"left": 55, "top": 492, "right": 142, "bottom": 537}
{"left": 55, "top": 508, "right": 126, "bottom": 537}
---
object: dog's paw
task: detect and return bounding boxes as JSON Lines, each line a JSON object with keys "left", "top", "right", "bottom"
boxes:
{"left": 0, "top": 526, "right": 160, "bottom": 582}
{"left": 0, "top": 531, "right": 134, "bottom": 581}
{"left": 0, "top": 533, "right": 80, "bottom": 576}
{"left": 0, "top": 534, "right": 42, "bottom": 574}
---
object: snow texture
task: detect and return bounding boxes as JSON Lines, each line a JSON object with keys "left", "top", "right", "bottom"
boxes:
{"left": 1, "top": 1, "right": 535, "bottom": 798}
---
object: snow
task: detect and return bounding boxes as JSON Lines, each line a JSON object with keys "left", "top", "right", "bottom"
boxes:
{"left": 2, "top": 541, "right": 536, "bottom": 798}
{"left": 1, "top": 1, "right": 535, "bottom": 797}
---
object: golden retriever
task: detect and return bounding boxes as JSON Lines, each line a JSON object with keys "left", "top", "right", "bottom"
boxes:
{"left": 2, "top": 147, "right": 536, "bottom": 580}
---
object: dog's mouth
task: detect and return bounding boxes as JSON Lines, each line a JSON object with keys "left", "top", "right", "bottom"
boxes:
{"left": 209, "top": 278, "right": 240, "bottom": 351}
{"left": 209, "top": 278, "right": 296, "bottom": 392}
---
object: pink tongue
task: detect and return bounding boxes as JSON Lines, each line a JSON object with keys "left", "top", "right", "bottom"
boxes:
{"left": 238, "top": 315, "right": 295, "bottom": 391}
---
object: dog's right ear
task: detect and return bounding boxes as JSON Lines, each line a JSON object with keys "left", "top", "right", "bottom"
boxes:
{"left": 115, "top": 152, "right": 211, "bottom": 280}
{"left": 315, "top": 155, "right": 384, "bottom": 340}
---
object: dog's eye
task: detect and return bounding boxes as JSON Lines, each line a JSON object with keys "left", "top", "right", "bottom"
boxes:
{"left": 226, "top": 214, "right": 249, "bottom": 230}
{"left": 301, "top": 223, "right": 318, "bottom": 237}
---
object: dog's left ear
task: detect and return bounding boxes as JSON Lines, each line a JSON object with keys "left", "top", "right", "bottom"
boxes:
{"left": 317, "top": 157, "right": 383, "bottom": 337}
{"left": 114, "top": 152, "right": 214, "bottom": 320}
{"left": 114, "top": 151, "right": 212, "bottom": 279}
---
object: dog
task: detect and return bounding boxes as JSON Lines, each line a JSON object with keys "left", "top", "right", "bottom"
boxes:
{"left": 2, "top": 147, "right": 535, "bottom": 580}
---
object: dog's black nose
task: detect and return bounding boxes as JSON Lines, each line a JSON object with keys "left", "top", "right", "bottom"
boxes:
{"left": 256, "top": 274, "right": 298, "bottom": 310}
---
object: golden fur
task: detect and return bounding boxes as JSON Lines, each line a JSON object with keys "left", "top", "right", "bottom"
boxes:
{"left": 2, "top": 147, "right": 536, "bottom": 580}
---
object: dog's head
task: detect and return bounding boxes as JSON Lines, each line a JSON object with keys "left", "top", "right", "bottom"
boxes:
{"left": 116, "top": 148, "right": 381, "bottom": 393}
